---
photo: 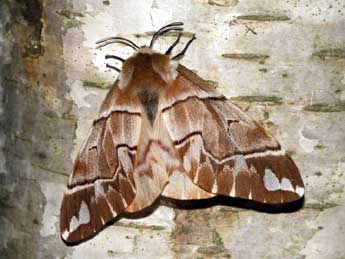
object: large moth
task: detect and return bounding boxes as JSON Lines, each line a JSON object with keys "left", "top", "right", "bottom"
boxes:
{"left": 60, "top": 22, "right": 304, "bottom": 244}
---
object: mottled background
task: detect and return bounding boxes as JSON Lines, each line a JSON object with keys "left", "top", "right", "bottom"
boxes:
{"left": 1, "top": 0, "right": 345, "bottom": 258}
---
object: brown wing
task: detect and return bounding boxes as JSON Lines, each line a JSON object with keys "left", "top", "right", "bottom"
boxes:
{"left": 60, "top": 87, "right": 141, "bottom": 243}
{"left": 61, "top": 83, "right": 186, "bottom": 243}
{"left": 160, "top": 65, "right": 304, "bottom": 203}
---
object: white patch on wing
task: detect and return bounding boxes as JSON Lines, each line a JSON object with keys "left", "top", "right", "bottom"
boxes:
{"left": 79, "top": 201, "right": 91, "bottom": 225}
{"left": 69, "top": 216, "right": 79, "bottom": 233}
{"left": 62, "top": 230, "right": 69, "bottom": 241}
{"left": 263, "top": 170, "right": 303, "bottom": 195}
{"left": 95, "top": 181, "right": 106, "bottom": 199}
{"left": 248, "top": 190, "right": 252, "bottom": 200}
{"left": 68, "top": 202, "right": 91, "bottom": 234}
{"left": 280, "top": 178, "right": 294, "bottom": 192}
{"left": 229, "top": 181, "right": 236, "bottom": 197}
{"left": 211, "top": 180, "right": 218, "bottom": 193}
{"left": 228, "top": 155, "right": 248, "bottom": 197}
{"left": 295, "top": 186, "right": 305, "bottom": 197}
{"left": 233, "top": 155, "right": 249, "bottom": 173}
{"left": 263, "top": 169, "right": 280, "bottom": 191}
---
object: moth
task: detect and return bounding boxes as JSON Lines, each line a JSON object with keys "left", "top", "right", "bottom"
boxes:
{"left": 60, "top": 22, "right": 304, "bottom": 244}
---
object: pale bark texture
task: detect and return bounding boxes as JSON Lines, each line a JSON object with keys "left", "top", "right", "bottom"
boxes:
{"left": 1, "top": 0, "right": 345, "bottom": 258}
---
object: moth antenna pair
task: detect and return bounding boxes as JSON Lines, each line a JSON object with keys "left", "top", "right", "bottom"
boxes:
{"left": 149, "top": 21, "right": 184, "bottom": 48}
{"left": 150, "top": 22, "right": 196, "bottom": 60}
{"left": 95, "top": 22, "right": 196, "bottom": 73}
{"left": 95, "top": 22, "right": 184, "bottom": 52}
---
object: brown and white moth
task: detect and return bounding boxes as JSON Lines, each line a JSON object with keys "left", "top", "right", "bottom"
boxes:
{"left": 60, "top": 22, "right": 304, "bottom": 244}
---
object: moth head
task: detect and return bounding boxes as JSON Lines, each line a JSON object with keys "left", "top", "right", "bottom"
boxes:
{"left": 96, "top": 22, "right": 196, "bottom": 90}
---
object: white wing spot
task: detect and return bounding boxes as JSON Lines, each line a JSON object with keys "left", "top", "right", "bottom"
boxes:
{"left": 95, "top": 181, "right": 106, "bottom": 199}
{"left": 229, "top": 181, "right": 236, "bottom": 197}
{"left": 211, "top": 180, "right": 218, "bottom": 193}
{"left": 62, "top": 230, "right": 69, "bottom": 240}
{"left": 248, "top": 190, "right": 252, "bottom": 200}
{"left": 263, "top": 169, "right": 280, "bottom": 191}
{"left": 233, "top": 155, "right": 249, "bottom": 174}
{"left": 68, "top": 201, "right": 91, "bottom": 233}
{"left": 295, "top": 186, "right": 305, "bottom": 197}
{"left": 79, "top": 201, "right": 91, "bottom": 225}
{"left": 280, "top": 178, "right": 294, "bottom": 192}
{"left": 69, "top": 216, "right": 79, "bottom": 233}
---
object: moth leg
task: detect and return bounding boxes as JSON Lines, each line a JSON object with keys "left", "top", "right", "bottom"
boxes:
{"left": 106, "top": 64, "right": 121, "bottom": 72}
{"left": 105, "top": 55, "right": 125, "bottom": 62}
{"left": 165, "top": 32, "right": 182, "bottom": 55}
{"left": 172, "top": 34, "right": 196, "bottom": 60}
